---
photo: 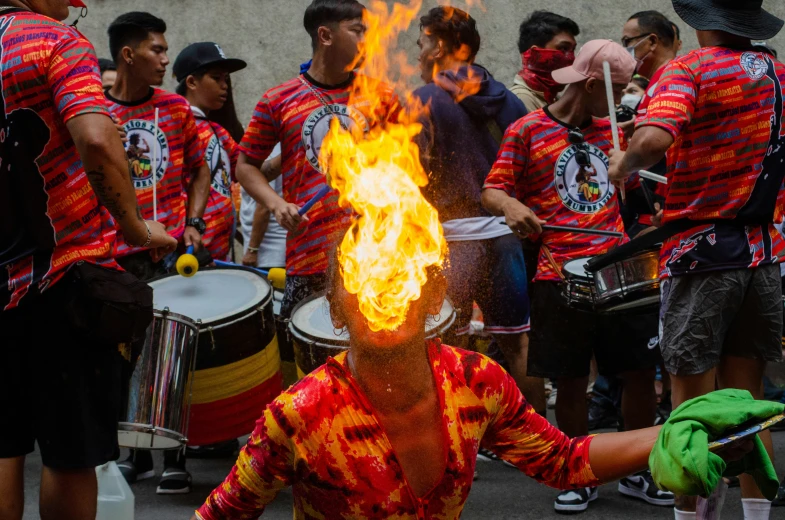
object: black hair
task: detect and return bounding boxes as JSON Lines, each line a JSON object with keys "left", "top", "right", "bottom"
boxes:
{"left": 628, "top": 11, "right": 676, "bottom": 48}
{"left": 108, "top": 12, "right": 167, "bottom": 62}
{"left": 517, "top": 11, "right": 579, "bottom": 54}
{"left": 303, "top": 0, "right": 365, "bottom": 51}
{"left": 129, "top": 133, "right": 140, "bottom": 146}
{"left": 671, "top": 21, "right": 681, "bottom": 42}
{"left": 98, "top": 58, "right": 116, "bottom": 75}
{"left": 177, "top": 68, "right": 245, "bottom": 142}
{"left": 420, "top": 6, "right": 481, "bottom": 61}
{"left": 631, "top": 75, "right": 650, "bottom": 91}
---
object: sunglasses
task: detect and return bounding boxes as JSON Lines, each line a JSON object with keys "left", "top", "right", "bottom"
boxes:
{"left": 567, "top": 129, "right": 592, "bottom": 168}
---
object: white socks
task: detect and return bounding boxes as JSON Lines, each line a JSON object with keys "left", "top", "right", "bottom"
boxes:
{"left": 741, "top": 498, "right": 771, "bottom": 520}
{"left": 674, "top": 498, "right": 771, "bottom": 520}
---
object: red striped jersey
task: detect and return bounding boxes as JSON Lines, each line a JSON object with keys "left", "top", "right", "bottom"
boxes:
{"left": 484, "top": 108, "right": 627, "bottom": 281}
{"left": 240, "top": 73, "right": 398, "bottom": 276}
{"left": 194, "top": 112, "right": 238, "bottom": 261}
{"left": 0, "top": 9, "right": 119, "bottom": 311}
{"left": 105, "top": 88, "right": 204, "bottom": 258}
{"left": 638, "top": 47, "right": 785, "bottom": 277}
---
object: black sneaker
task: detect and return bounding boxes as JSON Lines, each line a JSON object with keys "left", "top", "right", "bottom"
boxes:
{"left": 156, "top": 467, "right": 192, "bottom": 495}
{"left": 554, "top": 487, "right": 598, "bottom": 513}
{"left": 477, "top": 448, "right": 501, "bottom": 462}
{"left": 772, "top": 479, "right": 785, "bottom": 507}
{"left": 117, "top": 451, "right": 155, "bottom": 484}
{"left": 619, "top": 470, "right": 675, "bottom": 506}
{"left": 587, "top": 399, "right": 618, "bottom": 431}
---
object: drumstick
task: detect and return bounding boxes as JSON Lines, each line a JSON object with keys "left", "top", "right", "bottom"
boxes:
{"left": 603, "top": 61, "right": 625, "bottom": 203}
{"left": 299, "top": 184, "right": 331, "bottom": 216}
{"left": 214, "top": 259, "right": 270, "bottom": 277}
{"left": 639, "top": 170, "right": 668, "bottom": 185}
{"left": 152, "top": 107, "right": 159, "bottom": 222}
{"left": 500, "top": 221, "right": 625, "bottom": 238}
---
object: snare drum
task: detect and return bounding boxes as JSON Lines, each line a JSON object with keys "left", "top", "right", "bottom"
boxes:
{"left": 149, "top": 267, "right": 283, "bottom": 446}
{"left": 119, "top": 310, "right": 199, "bottom": 449}
{"left": 562, "top": 250, "right": 660, "bottom": 313}
{"left": 290, "top": 293, "right": 456, "bottom": 375}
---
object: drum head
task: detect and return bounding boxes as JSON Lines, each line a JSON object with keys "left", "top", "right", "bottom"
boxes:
{"left": 563, "top": 258, "right": 592, "bottom": 278}
{"left": 289, "top": 293, "right": 456, "bottom": 346}
{"left": 150, "top": 268, "right": 271, "bottom": 325}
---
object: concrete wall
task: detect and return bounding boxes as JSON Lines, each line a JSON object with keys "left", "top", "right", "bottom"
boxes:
{"left": 74, "top": 0, "right": 785, "bottom": 124}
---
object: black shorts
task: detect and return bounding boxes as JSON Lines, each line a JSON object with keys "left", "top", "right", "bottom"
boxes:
{"left": 660, "top": 265, "right": 783, "bottom": 376}
{"left": 0, "top": 279, "right": 125, "bottom": 469}
{"left": 528, "top": 281, "right": 661, "bottom": 379}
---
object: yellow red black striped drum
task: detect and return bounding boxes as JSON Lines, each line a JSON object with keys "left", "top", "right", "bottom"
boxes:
{"left": 289, "top": 292, "right": 456, "bottom": 376}
{"left": 146, "top": 267, "right": 282, "bottom": 446}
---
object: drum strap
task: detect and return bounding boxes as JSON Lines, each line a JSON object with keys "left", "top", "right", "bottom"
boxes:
{"left": 541, "top": 245, "right": 566, "bottom": 282}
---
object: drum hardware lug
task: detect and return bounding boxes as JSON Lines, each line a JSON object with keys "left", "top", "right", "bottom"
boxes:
{"left": 208, "top": 326, "right": 216, "bottom": 351}
{"left": 258, "top": 305, "right": 265, "bottom": 328}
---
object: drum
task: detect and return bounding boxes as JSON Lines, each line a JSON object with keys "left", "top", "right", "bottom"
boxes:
{"left": 562, "top": 251, "right": 660, "bottom": 313}
{"left": 290, "top": 292, "right": 456, "bottom": 376}
{"left": 149, "top": 267, "right": 283, "bottom": 446}
{"left": 119, "top": 310, "right": 199, "bottom": 449}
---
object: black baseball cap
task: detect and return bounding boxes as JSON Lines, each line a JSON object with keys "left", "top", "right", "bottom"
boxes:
{"left": 173, "top": 42, "right": 247, "bottom": 84}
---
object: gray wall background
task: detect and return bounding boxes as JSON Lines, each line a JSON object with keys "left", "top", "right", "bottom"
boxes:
{"left": 74, "top": 0, "right": 785, "bottom": 124}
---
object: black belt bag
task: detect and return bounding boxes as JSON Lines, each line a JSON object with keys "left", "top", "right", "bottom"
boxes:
{"left": 65, "top": 261, "right": 153, "bottom": 344}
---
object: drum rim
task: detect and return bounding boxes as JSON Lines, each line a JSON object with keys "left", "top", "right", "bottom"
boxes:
{"left": 151, "top": 308, "right": 201, "bottom": 330}
{"left": 150, "top": 266, "right": 273, "bottom": 326}
{"left": 288, "top": 291, "right": 457, "bottom": 347}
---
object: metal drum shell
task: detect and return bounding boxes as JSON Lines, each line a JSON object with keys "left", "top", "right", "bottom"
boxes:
{"left": 119, "top": 310, "right": 199, "bottom": 450}
{"left": 592, "top": 250, "right": 660, "bottom": 312}
{"left": 561, "top": 258, "right": 597, "bottom": 311}
{"left": 289, "top": 292, "right": 456, "bottom": 376}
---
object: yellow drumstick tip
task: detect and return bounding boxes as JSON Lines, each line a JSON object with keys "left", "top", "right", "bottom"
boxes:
{"left": 268, "top": 267, "right": 286, "bottom": 290}
{"left": 177, "top": 253, "right": 199, "bottom": 277}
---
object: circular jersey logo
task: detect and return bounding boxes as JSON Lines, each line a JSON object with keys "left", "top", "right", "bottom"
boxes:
{"left": 741, "top": 52, "right": 768, "bottom": 80}
{"left": 124, "top": 119, "right": 169, "bottom": 189}
{"left": 302, "top": 104, "right": 369, "bottom": 173}
{"left": 554, "top": 143, "right": 614, "bottom": 214}
{"left": 206, "top": 135, "right": 232, "bottom": 197}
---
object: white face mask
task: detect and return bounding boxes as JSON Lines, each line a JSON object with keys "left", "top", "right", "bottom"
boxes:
{"left": 621, "top": 94, "right": 642, "bottom": 110}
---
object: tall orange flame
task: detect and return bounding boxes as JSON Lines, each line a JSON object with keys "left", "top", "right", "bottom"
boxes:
{"left": 320, "top": 0, "right": 448, "bottom": 332}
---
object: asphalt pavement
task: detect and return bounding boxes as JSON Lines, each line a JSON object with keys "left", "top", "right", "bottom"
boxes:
{"left": 20, "top": 424, "right": 785, "bottom": 519}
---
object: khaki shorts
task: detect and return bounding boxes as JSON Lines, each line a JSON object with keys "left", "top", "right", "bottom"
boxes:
{"left": 659, "top": 264, "right": 783, "bottom": 376}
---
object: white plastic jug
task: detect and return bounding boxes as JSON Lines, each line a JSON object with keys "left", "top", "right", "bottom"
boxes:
{"left": 95, "top": 461, "right": 135, "bottom": 520}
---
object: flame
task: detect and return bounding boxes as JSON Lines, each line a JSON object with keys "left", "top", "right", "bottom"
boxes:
{"left": 320, "top": 0, "right": 448, "bottom": 332}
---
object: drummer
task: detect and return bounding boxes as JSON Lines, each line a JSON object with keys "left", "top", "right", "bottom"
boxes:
{"left": 193, "top": 246, "right": 663, "bottom": 519}
{"left": 482, "top": 40, "right": 668, "bottom": 513}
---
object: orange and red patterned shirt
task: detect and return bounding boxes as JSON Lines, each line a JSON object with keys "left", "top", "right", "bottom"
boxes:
{"left": 193, "top": 107, "right": 238, "bottom": 261}
{"left": 638, "top": 47, "right": 785, "bottom": 277}
{"left": 240, "top": 72, "right": 398, "bottom": 276}
{"left": 0, "top": 9, "right": 119, "bottom": 310}
{"left": 105, "top": 88, "right": 204, "bottom": 258}
{"left": 484, "top": 107, "right": 628, "bottom": 282}
{"left": 196, "top": 341, "right": 597, "bottom": 519}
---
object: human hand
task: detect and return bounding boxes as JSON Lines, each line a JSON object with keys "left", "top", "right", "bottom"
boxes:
{"left": 112, "top": 115, "right": 127, "bottom": 145}
{"left": 183, "top": 226, "right": 203, "bottom": 253}
{"left": 652, "top": 202, "right": 663, "bottom": 228}
{"left": 272, "top": 200, "right": 307, "bottom": 233}
{"left": 503, "top": 199, "right": 546, "bottom": 236}
{"left": 608, "top": 149, "right": 628, "bottom": 185}
{"left": 242, "top": 249, "right": 259, "bottom": 267}
{"left": 146, "top": 220, "right": 177, "bottom": 262}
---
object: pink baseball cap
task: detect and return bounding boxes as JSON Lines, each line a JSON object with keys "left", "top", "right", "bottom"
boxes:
{"left": 552, "top": 39, "right": 636, "bottom": 85}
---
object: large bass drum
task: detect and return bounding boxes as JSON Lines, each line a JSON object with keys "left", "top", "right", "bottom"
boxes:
{"left": 149, "top": 267, "right": 283, "bottom": 446}
{"left": 290, "top": 292, "right": 456, "bottom": 376}
{"left": 119, "top": 310, "right": 199, "bottom": 449}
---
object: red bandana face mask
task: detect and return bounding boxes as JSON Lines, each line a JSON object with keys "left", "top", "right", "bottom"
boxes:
{"left": 520, "top": 47, "right": 575, "bottom": 104}
{"left": 69, "top": 0, "right": 86, "bottom": 7}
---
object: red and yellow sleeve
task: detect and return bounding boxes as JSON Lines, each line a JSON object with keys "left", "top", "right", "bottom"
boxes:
{"left": 48, "top": 33, "right": 110, "bottom": 123}
{"left": 482, "top": 369, "right": 599, "bottom": 490}
{"left": 636, "top": 57, "right": 698, "bottom": 139}
{"left": 239, "top": 96, "right": 278, "bottom": 162}
{"left": 196, "top": 401, "right": 295, "bottom": 520}
{"left": 483, "top": 121, "right": 528, "bottom": 198}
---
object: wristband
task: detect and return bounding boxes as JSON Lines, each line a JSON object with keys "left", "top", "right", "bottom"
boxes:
{"left": 247, "top": 246, "right": 260, "bottom": 253}
{"left": 141, "top": 221, "right": 152, "bottom": 248}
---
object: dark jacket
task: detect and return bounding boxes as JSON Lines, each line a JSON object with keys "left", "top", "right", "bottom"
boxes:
{"left": 412, "top": 64, "right": 527, "bottom": 222}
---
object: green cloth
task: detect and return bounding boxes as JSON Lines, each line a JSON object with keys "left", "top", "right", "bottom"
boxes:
{"left": 649, "top": 389, "right": 784, "bottom": 500}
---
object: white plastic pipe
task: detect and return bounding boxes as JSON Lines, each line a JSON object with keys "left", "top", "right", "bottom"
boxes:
{"left": 603, "top": 60, "right": 625, "bottom": 202}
